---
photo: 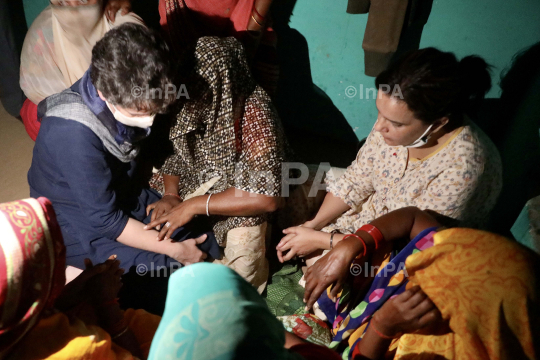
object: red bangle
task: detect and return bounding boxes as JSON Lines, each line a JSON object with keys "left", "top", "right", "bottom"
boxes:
{"left": 343, "top": 234, "right": 367, "bottom": 258}
{"left": 101, "top": 298, "right": 119, "bottom": 307}
{"left": 252, "top": 6, "right": 265, "bottom": 22}
{"left": 358, "top": 224, "right": 384, "bottom": 250}
{"left": 163, "top": 193, "right": 181, "bottom": 200}
{"left": 370, "top": 317, "right": 401, "bottom": 339}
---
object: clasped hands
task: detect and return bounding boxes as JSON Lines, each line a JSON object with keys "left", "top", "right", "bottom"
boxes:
{"left": 144, "top": 195, "right": 197, "bottom": 241}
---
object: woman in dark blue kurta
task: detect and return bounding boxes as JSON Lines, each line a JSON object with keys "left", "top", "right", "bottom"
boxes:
{"left": 27, "top": 24, "right": 218, "bottom": 280}
{"left": 28, "top": 71, "right": 218, "bottom": 271}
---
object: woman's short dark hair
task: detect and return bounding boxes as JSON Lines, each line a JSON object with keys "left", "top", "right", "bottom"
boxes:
{"left": 91, "top": 23, "right": 175, "bottom": 114}
{"left": 375, "top": 47, "right": 492, "bottom": 124}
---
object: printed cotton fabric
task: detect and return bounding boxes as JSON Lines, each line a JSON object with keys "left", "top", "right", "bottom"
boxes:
{"left": 323, "top": 122, "right": 502, "bottom": 234}
{"left": 153, "top": 36, "right": 286, "bottom": 245}
{"left": 318, "top": 227, "right": 439, "bottom": 359}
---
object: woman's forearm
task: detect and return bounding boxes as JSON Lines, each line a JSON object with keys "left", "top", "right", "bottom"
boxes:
{"left": 369, "top": 207, "right": 440, "bottom": 243}
{"left": 330, "top": 207, "right": 441, "bottom": 261}
{"left": 308, "top": 192, "right": 351, "bottom": 230}
{"left": 355, "top": 325, "right": 393, "bottom": 360}
{"left": 254, "top": 0, "right": 274, "bottom": 18}
{"left": 247, "top": 0, "right": 274, "bottom": 31}
{"left": 117, "top": 218, "right": 178, "bottom": 257}
{"left": 163, "top": 174, "right": 181, "bottom": 197}
{"left": 97, "top": 304, "right": 143, "bottom": 359}
{"left": 186, "top": 188, "right": 281, "bottom": 217}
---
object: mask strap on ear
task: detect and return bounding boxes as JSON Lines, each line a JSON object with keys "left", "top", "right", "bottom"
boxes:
{"left": 405, "top": 124, "right": 434, "bottom": 148}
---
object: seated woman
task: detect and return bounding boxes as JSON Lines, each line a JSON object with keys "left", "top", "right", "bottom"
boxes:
{"left": 1, "top": 197, "right": 340, "bottom": 360}
{"left": 27, "top": 24, "right": 217, "bottom": 312}
{"left": 276, "top": 48, "right": 503, "bottom": 264}
{"left": 299, "top": 206, "right": 540, "bottom": 359}
{"left": 145, "top": 36, "right": 286, "bottom": 293}
{"left": 1, "top": 197, "right": 157, "bottom": 359}
{"left": 19, "top": 0, "right": 142, "bottom": 140}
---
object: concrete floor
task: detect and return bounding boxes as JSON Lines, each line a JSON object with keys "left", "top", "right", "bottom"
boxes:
{"left": 0, "top": 103, "right": 34, "bottom": 203}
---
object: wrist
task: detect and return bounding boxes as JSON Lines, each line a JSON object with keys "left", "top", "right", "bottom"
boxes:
{"left": 340, "top": 236, "right": 366, "bottom": 261}
{"left": 96, "top": 303, "right": 124, "bottom": 326}
{"left": 372, "top": 312, "right": 400, "bottom": 338}
{"left": 163, "top": 193, "right": 182, "bottom": 201}
{"left": 304, "top": 219, "right": 323, "bottom": 231}
{"left": 317, "top": 231, "right": 333, "bottom": 250}
{"left": 165, "top": 241, "right": 185, "bottom": 260}
{"left": 184, "top": 197, "right": 204, "bottom": 216}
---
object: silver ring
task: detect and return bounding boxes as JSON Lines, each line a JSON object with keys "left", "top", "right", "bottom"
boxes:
{"left": 165, "top": 222, "right": 171, "bottom": 228}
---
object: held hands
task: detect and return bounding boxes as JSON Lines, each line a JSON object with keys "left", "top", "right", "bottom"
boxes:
{"left": 168, "top": 235, "right": 208, "bottom": 265}
{"left": 276, "top": 226, "right": 328, "bottom": 263}
{"left": 146, "top": 195, "right": 182, "bottom": 230}
{"left": 372, "top": 286, "right": 443, "bottom": 338}
{"left": 302, "top": 238, "right": 362, "bottom": 311}
{"left": 104, "top": 0, "right": 132, "bottom": 22}
{"left": 144, "top": 199, "right": 197, "bottom": 241}
{"left": 55, "top": 255, "right": 121, "bottom": 310}
{"left": 85, "top": 256, "right": 125, "bottom": 305}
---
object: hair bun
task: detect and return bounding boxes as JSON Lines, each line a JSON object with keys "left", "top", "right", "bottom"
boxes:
{"left": 458, "top": 56, "right": 492, "bottom": 108}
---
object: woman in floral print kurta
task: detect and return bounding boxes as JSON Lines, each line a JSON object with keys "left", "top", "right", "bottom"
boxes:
{"left": 321, "top": 121, "right": 501, "bottom": 234}
{"left": 276, "top": 48, "right": 502, "bottom": 263}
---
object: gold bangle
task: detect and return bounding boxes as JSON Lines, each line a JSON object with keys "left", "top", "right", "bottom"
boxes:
{"left": 251, "top": 14, "right": 264, "bottom": 28}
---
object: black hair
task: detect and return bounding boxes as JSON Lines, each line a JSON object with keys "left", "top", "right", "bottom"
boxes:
{"left": 90, "top": 23, "right": 175, "bottom": 114}
{"left": 375, "top": 47, "right": 492, "bottom": 124}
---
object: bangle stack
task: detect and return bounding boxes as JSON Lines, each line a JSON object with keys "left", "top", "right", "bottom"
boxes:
{"left": 358, "top": 224, "right": 384, "bottom": 249}
{"left": 251, "top": 6, "right": 266, "bottom": 28}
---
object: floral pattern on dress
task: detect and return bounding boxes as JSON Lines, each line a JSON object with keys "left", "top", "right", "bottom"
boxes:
{"left": 324, "top": 122, "right": 502, "bottom": 233}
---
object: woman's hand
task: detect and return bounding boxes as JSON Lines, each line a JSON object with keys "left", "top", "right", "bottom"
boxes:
{"left": 144, "top": 200, "right": 197, "bottom": 241}
{"left": 303, "top": 237, "right": 364, "bottom": 311}
{"left": 276, "top": 227, "right": 329, "bottom": 263}
{"left": 55, "top": 256, "right": 118, "bottom": 310}
{"left": 167, "top": 235, "right": 208, "bottom": 265}
{"left": 105, "top": 0, "right": 131, "bottom": 22}
{"left": 146, "top": 195, "right": 182, "bottom": 230}
{"left": 301, "top": 220, "right": 319, "bottom": 229}
{"left": 373, "top": 286, "right": 442, "bottom": 337}
{"left": 86, "top": 258, "right": 125, "bottom": 305}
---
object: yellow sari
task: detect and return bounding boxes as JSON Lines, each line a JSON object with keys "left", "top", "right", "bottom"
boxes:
{"left": 396, "top": 228, "right": 539, "bottom": 360}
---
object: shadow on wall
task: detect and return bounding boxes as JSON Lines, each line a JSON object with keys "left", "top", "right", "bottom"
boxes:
{"left": 474, "top": 42, "right": 540, "bottom": 236}
{"left": 271, "top": 0, "right": 360, "bottom": 168}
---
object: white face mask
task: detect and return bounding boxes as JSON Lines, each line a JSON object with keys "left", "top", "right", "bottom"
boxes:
{"left": 106, "top": 101, "right": 155, "bottom": 128}
{"left": 404, "top": 124, "right": 434, "bottom": 148}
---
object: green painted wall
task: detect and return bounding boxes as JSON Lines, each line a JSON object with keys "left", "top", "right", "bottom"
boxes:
{"left": 288, "top": 0, "right": 540, "bottom": 139}
{"left": 21, "top": 0, "right": 540, "bottom": 140}
{"left": 23, "top": 0, "right": 49, "bottom": 28}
